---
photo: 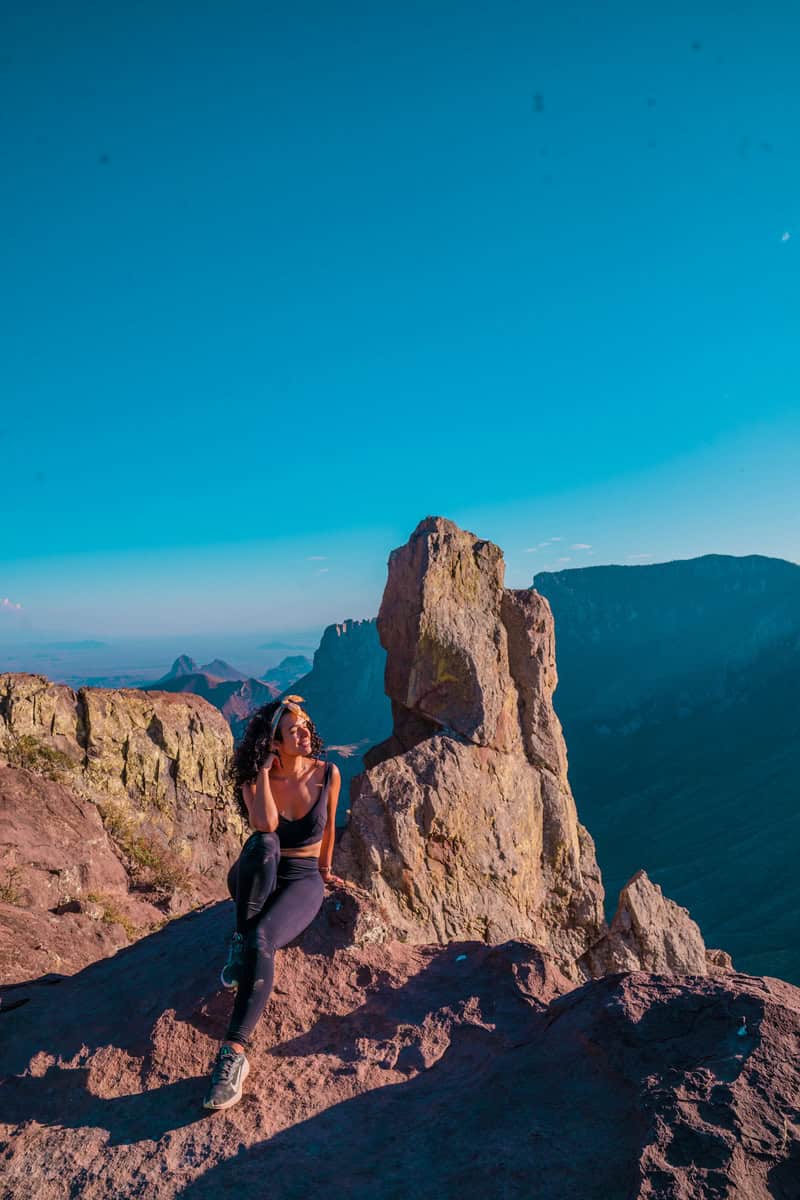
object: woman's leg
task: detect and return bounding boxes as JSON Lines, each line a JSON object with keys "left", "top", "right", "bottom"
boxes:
{"left": 225, "top": 859, "right": 325, "bottom": 1050}
{"left": 230, "top": 831, "right": 281, "bottom": 935}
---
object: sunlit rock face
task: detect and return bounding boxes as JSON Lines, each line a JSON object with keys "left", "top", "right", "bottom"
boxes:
{"left": 337, "top": 516, "right": 606, "bottom": 976}
{"left": 0, "top": 672, "right": 241, "bottom": 879}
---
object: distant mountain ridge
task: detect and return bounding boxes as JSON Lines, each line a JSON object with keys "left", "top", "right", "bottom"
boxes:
{"left": 534, "top": 552, "right": 800, "bottom": 983}
{"left": 141, "top": 654, "right": 311, "bottom": 739}
{"left": 286, "top": 619, "right": 391, "bottom": 810}
{"left": 261, "top": 654, "right": 312, "bottom": 691}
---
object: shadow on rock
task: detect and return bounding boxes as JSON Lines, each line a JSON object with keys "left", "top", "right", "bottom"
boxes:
{"left": 1, "top": 1066, "right": 208, "bottom": 1146}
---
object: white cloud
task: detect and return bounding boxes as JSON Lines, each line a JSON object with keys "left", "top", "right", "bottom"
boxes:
{"left": 781, "top": 231, "right": 791, "bottom": 242}
{"left": 570, "top": 543, "right": 592, "bottom": 550}
{"left": 556, "top": 556, "right": 572, "bottom": 564}
{"left": 549, "top": 537, "right": 563, "bottom": 542}
{"left": 1, "top": 597, "right": 23, "bottom": 611}
{"left": 523, "top": 547, "right": 539, "bottom": 553}
{"left": 626, "top": 553, "right": 653, "bottom": 562}
{"left": 315, "top": 567, "right": 329, "bottom": 574}
{"left": 306, "top": 555, "right": 328, "bottom": 561}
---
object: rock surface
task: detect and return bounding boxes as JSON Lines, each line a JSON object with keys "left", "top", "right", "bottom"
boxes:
{"left": 0, "top": 889, "right": 798, "bottom": 1200}
{"left": 579, "top": 869, "right": 731, "bottom": 978}
{"left": 0, "top": 765, "right": 205, "bottom": 984}
{"left": 338, "top": 517, "right": 607, "bottom": 975}
{"left": 0, "top": 672, "right": 241, "bottom": 879}
{"left": 0, "top": 674, "right": 244, "bottom": 982}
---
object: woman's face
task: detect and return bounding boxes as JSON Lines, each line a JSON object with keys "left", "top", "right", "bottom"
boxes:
{"left": 276, "top": 710, "right": 312, "bottom": 757}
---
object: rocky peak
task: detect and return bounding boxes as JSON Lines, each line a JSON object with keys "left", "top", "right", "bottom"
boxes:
{"left": 290, "top": 617, "right": 388, "bottom": 749}
{"left": 165, "top": 655, "right": 199, "bottom": 679}
{"left": 338, "top": 517, "right": 729, "bottom": 982}
{"left": 337, "top": 517, "right": 606, "bottom": 973}
{"left": 198, "top": 659, "right": 248, "bottom": 682}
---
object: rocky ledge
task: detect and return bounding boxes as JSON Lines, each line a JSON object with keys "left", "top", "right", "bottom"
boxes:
{"left": 0, "top": 887, "right": 798, "bottom": 1199}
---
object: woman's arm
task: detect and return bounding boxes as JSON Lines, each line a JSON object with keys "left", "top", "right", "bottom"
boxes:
{"left": 318, "top": 763, "right": 341, "bottom": 882}
{"left": 243, "top": 753, "right": 280, "bottom": 831}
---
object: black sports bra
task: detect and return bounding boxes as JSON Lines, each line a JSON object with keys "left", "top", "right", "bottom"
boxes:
{"left": 277, "top": 761, "right": 332, "bottom": 850}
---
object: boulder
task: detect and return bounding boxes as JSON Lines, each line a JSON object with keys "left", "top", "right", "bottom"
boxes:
{"left": 579, "top": 869, "right": 729, "bottom": 977}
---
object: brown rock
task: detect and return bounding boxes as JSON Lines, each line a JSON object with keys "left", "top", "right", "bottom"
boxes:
{"left": 0, "top": 765, "right": 128, "bottom": 911}
{"left": 0, "top": 765, "right": 175, "bottom": 983}
{"left": 0, "top": 896, "right": 797, "bottom": 1199}
{"left": 0, "top": 901, "right": 131, "bottom": 984}
{"left": 580, "top": 869, "right": 718, "bottom": 977}
{"left": 338, "top": 517, "right": 606, "bottom": 977}
{"left": 0, "top": 673, "right": 242, "bottom": 880}
{"left": 377, "top": 518, "right": 519, "bottom": 750}
{"left": 707, "top": 946, "right": 735, "bottom": 973}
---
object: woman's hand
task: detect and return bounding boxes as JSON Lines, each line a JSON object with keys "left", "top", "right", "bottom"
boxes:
{"left": 321, "top": 869, "right": 346, "bottom": 888}
{"left": 261, "top": 751, "right": 279, "bottom": 773}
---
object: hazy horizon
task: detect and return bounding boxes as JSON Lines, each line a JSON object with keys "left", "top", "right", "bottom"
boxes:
{"left": 2, "top": 546, "right": 798, "bottom": 686}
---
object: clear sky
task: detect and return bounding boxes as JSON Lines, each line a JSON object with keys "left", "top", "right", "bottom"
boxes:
{"left": 2, "top": 0, "right": 798, "bottom": 639}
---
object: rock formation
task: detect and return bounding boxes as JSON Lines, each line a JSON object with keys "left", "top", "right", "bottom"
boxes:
{"left": 337, "top": 517, "right": 732, "bottom": 983}
{"left": 337, "top": 517, "right": 607, "bottom": 974}
{"left": 260, "top": 653, "right": 312, "bottom": 691}
{"left": 0, "top": 889, "right": 797, "bottom": 1199}
{"left": 0, "top": 672, "right": 240, "bottom": 872}
{"left": 141, "top": 664, "right": 279, "bottom": 743}
{"left": 579, "top": 869, "right": 732, "bottom": 978}
{"left": 0, "top": 674, "right": 243, "bottom": 981}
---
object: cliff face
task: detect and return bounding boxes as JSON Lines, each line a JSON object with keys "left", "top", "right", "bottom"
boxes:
{"left": 534, "top": 555, "right": 800, "bottom": 984}
{"left": 289, "top": 618, "right": 392, "bottom": 809}
{"left": 0, "top": 674, "right": 242, "bottom": 978}
{"left": 290, "top": 618, "right": 389, "bottom": 748}
{"left": 337, "top": 518, "right": 606, "bottom": 973}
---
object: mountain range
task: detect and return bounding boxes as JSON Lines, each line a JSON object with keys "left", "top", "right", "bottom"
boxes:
{"left": 534, "top": 553, "right": 800, "bottom": 983}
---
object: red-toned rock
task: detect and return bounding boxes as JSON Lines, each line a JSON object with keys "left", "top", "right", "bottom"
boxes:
{"left": 0, "top": 766, "right": 173, "bottom": 983}
{"left": 0, "top": 672, "right": 242, "bottom": 881}
{"left": 0, "top": 890, "right": 797, "bottom": 1199}
{"left": 0, "top": 765, "right": 128, "bottom": 910}
{"left": 579, "top": 869, "right": 730, "bottom": 978}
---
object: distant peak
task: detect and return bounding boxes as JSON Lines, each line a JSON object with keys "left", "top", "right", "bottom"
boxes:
{"left": 168, "top": 655, "right": 199, "bottom": 678}
{"left": 198, "top": 659, "right": 248, "bottom": 682}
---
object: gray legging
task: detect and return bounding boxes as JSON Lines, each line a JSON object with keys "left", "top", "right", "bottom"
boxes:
{"left": 224, "top": 831, "right": 325, "bottom": 1050}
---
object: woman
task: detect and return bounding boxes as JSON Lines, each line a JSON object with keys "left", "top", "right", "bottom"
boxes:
{"left": 203, "top": 694, "right": 341, "bottom": 1112}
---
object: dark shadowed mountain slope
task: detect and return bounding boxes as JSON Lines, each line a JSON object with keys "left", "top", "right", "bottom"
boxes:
{"left": 261, "top": 654, "right": 312, "bottom": 691}
{"left": 197, "top": 659, "right": 249, "bottom": 682}
{"left": 288, "top": 619, "right": 391, "bottom": 808}
{"left": 535, "top": 554, "right": 800, "bottom": 983}
{"left": 163, "top": 654, "right": 199, "bottom": 679}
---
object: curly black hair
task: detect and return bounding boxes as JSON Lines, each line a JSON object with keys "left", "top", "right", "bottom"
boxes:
{"left": 230, "top": 698, "right": 325, "bottom": 820}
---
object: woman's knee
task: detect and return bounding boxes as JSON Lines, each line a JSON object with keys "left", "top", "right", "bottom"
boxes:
{"left": 250, "top": 830, "right": 280, "bottom": 854}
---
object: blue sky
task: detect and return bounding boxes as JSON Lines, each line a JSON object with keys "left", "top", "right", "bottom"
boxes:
{"left": 2, "top": 0, "right": 798, "bottom": 638}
